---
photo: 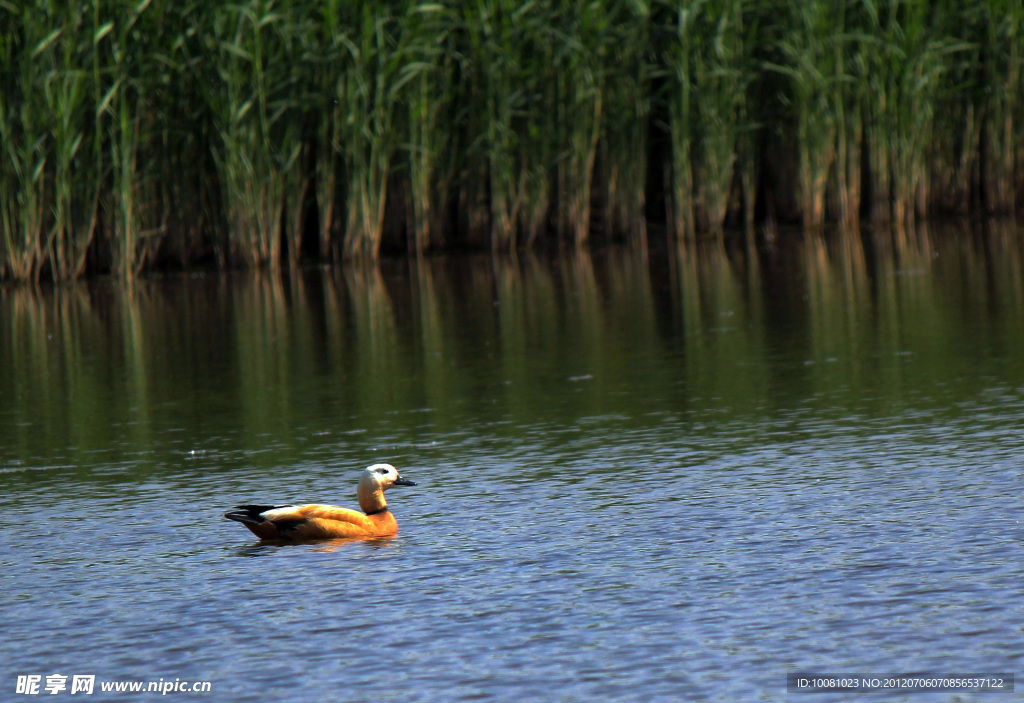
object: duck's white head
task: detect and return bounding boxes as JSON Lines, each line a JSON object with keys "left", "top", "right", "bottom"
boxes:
{"left": 361, "top": 463, "right": 416, "bottom": 490}
{"left": 357, "top": 463, "right": 416, "bottom": 514}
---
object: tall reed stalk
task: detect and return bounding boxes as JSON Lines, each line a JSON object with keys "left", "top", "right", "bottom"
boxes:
{"left": 556, "top": 1, "right": 607, "bottom": 246}
{"left": 338, "top": 6, "right": 409, "bottom": 260}
{"left": 887, "top": 3, "right": 957, "bottom": 227}
{"left": 0, "top": 4, "right": 50, "bottom": 279}
{"left": 311, "top": 0, "right": 346, "bottom": 262}
{"left": 209, "top": 0, "right": 305, "bottom": 267}
{"left": 663, "top": 1, "right": 699, "bottom": 240}
{"left": 401, "top": 3, "right": 459, "bottom": 256}
{"left": 830, "top": 0, "right": 860, "bottom": 229}
{"left": 51, "top": 4, "right": 103, "bottom": 280}
{"left": 770, "top": 1, "right": 839, "bottom": 230}
{"left": 599, "top": 4, "right": 651, "bottom": 244}
{"left": 977, "top": 1, "right": 1023, "bottom": 213}
{"left": 98, "top": 0, "right": 155, "bottom": 279}
{"left": 463, "top": 0, "right": 525, "bottom": 250}
{"left": 1, "top": 3, "right": 101, "bottom": 280}
{"left": 691, "top": 0, "right": 750, "bottom": 235}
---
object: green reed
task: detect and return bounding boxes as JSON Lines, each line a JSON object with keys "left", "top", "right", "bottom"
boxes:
{"left": 0, "top": 0, "right": 1020, "bottom": 281}
{"left": 555, "top": 1, "right": 608, "bottom": 246}
{"left": 957, "top": 0, "right": 1023, "bottom": 214}
{"left": 660, "top": 0, "right": 754, "bottom": 238}
{"left": 311, "top": 0, "right": 345, "bottom": 262}
{"left": 401, "top": 3, "right": 458, "bottom": 255}
{"left": 208, "top": 0, "right": 308, "bottom": 267}
{"left": 462, "top": 0, "right": 527, "bottom": 250}
{"left": 598, "top": 4, "right": 651, "bottom": 245}
{"left": 0, "top": 4, "right": 47, "bottom": 280}
{"left": 338, "top": 8, "right": 391, "bottom": 259}
{"left": 886, "top": 2, "right": 960, "bottom": 226}
{"left": 769, "top": 1, "right": 841, "bottom": 230}
{"left": 692, "top": 0, "right": 751, "bottom": 234}
{"left": 1, "top": 2, "right": 100, "bottom": 280}
{"left": 663, "top": 1, "right": 699, "bottom": 240}
{"left": 99, "top": 0, "right": 152, "bottom": 279}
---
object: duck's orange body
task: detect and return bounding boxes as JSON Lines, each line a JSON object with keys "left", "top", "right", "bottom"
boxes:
{"left": 224, "top": 464, "right": 415, "bottom": 542}
{"left": 225, "top": 503, "right": 399, "bottom": 540}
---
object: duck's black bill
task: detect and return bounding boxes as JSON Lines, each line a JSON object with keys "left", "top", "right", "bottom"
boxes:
{"left": 394, "top": 476, "right": 417, "bottom": 486}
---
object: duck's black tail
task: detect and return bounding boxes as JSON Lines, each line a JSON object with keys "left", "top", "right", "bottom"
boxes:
{"left": 224, "top": 504, "right": 288, "bottom": 525}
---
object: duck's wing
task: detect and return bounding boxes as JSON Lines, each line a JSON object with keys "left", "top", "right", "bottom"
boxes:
{"left": 263, "top": 504, "right": 374, "bottom": 529}
{"left": 224, "top": 504, "right": 294, "bottom": 525}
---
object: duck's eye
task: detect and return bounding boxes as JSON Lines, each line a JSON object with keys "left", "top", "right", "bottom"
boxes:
{"left": 376, "top": 468, "right": 388, "bottom": 474}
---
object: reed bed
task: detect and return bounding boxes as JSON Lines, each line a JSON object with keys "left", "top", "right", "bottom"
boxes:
{"left": 1, "top": 0, "right": 1021, "bottom": 280}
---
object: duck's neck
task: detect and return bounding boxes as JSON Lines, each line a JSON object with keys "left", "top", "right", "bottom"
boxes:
{"left": 358, "top": 483, "right": 387, "bottom": 515}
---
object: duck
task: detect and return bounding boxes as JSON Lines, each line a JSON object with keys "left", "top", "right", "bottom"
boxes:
{"left": 224, "top": 463, "right": 416, "bottom": 541}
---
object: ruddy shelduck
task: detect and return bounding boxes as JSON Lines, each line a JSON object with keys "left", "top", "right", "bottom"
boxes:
{"left": 224, "top": 463, "right": 416, "bottom": 541}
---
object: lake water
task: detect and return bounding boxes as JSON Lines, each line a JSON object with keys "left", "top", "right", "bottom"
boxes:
{"left": 1, "top": 222, "right": 1022, "bottom": 701}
